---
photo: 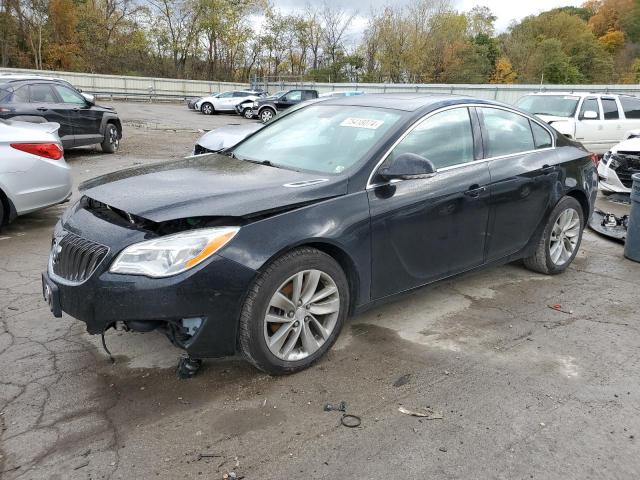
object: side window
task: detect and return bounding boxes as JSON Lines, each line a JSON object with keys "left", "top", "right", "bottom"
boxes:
{"left": 29, "top": 84, "right": 57, "bottom": 103}
{"left": 481, "top": 108, "right": 534, "bottom": 157}
{"left": 302, "top": 91, "right": 315, "bottom": 100}
{"left": 602, "top": 98, "right": 620, "bottom": 120}
{"left": 389, "top": 107, "right": 474, "bottom": 169}
{"left": 530, "top": 121, "right": 553, "bottom": 149}
{"left": 285, "top": 91, "right": 302, "bottom": 102}
{"left": 579, "top": 97, "right": 600, "bottom": 120}
{"left": 53, "top": 85, "right": 86, "bottom": 105}
{"left": 620, "top": 96, "right": 640, "bottom": 119}
{"left": 233, "top": 91, "right": 248, "bottom": 97}
{"left": 9, "top": 86, "right": 29, "bottom": 103}
{"left": 219, "top": 92, "right": 233, "bottom": 98}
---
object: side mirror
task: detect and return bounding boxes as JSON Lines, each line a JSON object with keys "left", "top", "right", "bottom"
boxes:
{"left": 81, "top": 92, "right": 95, "bottom": 105}
{"left": 582, "top": 110, "right": 598, "bottom": 120}
{"left": 379, "top": 152, "right": 437, "bottom": 180}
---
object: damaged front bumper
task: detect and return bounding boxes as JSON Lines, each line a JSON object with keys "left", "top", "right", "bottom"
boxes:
{"left": 43, "top": 208, "right": 257, "bottom": 358}
{"left": 589, "top": 209, "right": 629, "bottom": 242}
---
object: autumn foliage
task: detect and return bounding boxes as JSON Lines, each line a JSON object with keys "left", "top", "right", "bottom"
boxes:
{"left": 0, "top": 0, "right": 639, "bottom": 84}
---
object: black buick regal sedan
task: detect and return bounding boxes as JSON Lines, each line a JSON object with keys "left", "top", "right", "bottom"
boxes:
{"left": 43, "top": 94, "right": 598, "bottom": 375}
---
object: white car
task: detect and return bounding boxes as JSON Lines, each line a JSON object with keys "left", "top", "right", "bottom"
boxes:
{"left": 195, "top": 90, "right": 262, "bottom": 115}
{"left": 516, "top": 92, "right": 640, "bottom": 154}
{"left": 0, "top": 119, "right": 72, "bottom": 227}
{"left": 597, "top": 130, "right": 640, "bottom": 194}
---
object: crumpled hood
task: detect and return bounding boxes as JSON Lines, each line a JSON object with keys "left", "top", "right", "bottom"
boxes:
{"left": 82, "top": 154, "right": 347, "bottom": 222}
{"left": 611, "top": 136, "right": 640, "bottom": 153}
{"left": 196, "top": 123, "right": 263, "bottom": 151}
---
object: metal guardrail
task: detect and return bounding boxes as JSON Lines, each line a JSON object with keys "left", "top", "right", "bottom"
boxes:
{"left": 2, "top": 67, "right": 640, "bottom": 105}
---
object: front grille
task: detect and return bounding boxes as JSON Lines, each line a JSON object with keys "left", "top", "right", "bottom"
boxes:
{"left": 51, "top": 232, "right": 109, "bottom": 283}
{"left": 611, "top": 152, "right": 640, "bottom": 188}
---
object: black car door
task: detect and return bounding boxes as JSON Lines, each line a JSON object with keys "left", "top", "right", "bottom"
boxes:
{"left": 478, "top": 107, "right": 558, "bottom": 262}
{"left": 275, "top": 90, "right": 302, "bottom": 111}
{"left": 368, "top": 106, "right": 491, "bottom": 299}
{"left": 51, "top": 83, "right": 103, "bottom": 146}
{"left": 28, "top": 83, "right": 75, "bottom": 147}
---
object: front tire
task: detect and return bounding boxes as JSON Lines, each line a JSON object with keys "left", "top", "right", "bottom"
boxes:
{"left": 201, "top": 102, "right": 214, "bottom": 115}
{"left": 260, "top": 108, "right": 275, "bottom": 123}
{"left": 239, "top": 247, "right": 349, "bottom": 375}
{"left": 101, "top": 123, "right": 119, "bottom": 153}
{"left": 524, "top": 196, "right": 584, "bottom": 275}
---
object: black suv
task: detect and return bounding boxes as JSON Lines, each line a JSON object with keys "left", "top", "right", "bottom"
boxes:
{"left": 0, "top": 76, "right": 122, "bottom": 153}
{"left": 250, "top": 89, "right": 319, "bottom": 122}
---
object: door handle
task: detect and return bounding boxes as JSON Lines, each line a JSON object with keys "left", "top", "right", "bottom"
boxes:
{"left": 541, "top": 164, "right": 555, "bottom": 174}
{"left": 36, "top": 107, "right": 47, "bottom": 111}
{"left": 464, "top": 185, "right": 486, "bottom": 198}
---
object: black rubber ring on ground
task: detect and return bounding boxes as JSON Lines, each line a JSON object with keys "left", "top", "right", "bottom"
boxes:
{"left": 341, "top": 414, "right": 361, "bottom": 428}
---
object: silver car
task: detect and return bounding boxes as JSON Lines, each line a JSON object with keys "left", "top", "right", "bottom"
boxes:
{"left": 0, "top": 119, "right": 72, "bottom": 227}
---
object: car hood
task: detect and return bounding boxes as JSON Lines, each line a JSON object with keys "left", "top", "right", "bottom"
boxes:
{"left": 611, "top": 136, "right": 640, "bottom": 153}
{"left": 82, "top": 154, "right": 347, "bottom": 222}
{"left": 196, "top": 123, "right": 263, "bottom": 151}
{"left": 535, "top": 114, "right": 573, "bottom": 124}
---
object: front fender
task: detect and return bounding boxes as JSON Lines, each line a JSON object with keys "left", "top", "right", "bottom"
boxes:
{"left": 99, "top": 113, "right": 122, "bottom": 138}
{"left": 218, "top": 192, "right": 372, "bottom": 309}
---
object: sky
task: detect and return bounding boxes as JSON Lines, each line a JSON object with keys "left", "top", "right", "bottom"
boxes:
{"left": 270, "top": 0, "right": 585, "bottom": 44}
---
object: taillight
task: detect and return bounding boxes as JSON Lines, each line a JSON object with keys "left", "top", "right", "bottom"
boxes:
{"left": 589, "top": 153, "right": 599, "bottom": 167}
{"left": 10, "top": 143, "right": 63, "bottom": 160}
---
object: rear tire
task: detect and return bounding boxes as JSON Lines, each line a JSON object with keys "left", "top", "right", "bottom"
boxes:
{"left": 243, "top": 107, "right": 253, "bottom": 119}
{"left": 101, "top": 123, "right": 119, "bottom": 153}
{"left": 524, "top": 196, "right": 584, "bottom": 275}
{"left": 201, "top": 102, "right": 214, "bottom": 115}
{"left": 239, "top": 247, "right": 349, "bottom": 375}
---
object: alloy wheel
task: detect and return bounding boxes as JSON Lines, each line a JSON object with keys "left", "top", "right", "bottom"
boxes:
{"left": 263, "top": 269, "right": 340, "bottom": 361}
{"left": 202, "top": 104, "right": 213, "bottom": 115}
{"left": 243, "top": 108, "right": 253, "bottom": 119}
{"left": 261, "top": 110, "right": 273, "bottom": 123}
{"left": 109, "top": 126, "right": 119, "bottom": 150}
{"left": 549, "top": 208, "right": 580, "bottom": 265}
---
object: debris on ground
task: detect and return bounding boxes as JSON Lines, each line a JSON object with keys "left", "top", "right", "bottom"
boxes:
{"left": 324, "top": 401, "right": 347, "bottom": 412}
{"left": 198, "top": 452, "right": 223, "bottom": 461}
{"left": 548, "top": 304, "right": 574, "bottom": 315}
{"left": 393, "top": 373, "right": 412, "bottom": 387}
{"left": 439, "top": 447, "right": 447, "bottom": 453}
{"left": 589, "top": 209, "right": 629, "bottom": 242}
{"left": 398, "top": 406, "right": 444, "bottom": 419}
{"left": 340, "top": 414, "right": 362, "bottom": 428}
{"left": 73, "top": 461, "right": 89, "bottom": 470}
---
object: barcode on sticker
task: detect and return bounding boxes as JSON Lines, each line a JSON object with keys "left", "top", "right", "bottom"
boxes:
{"left": 340, "top": 118, "right": 384, "bottom": 129}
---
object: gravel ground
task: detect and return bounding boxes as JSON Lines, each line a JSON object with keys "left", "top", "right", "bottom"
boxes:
{"left": 0, "top": 101, "right": 638, "bottom": 480}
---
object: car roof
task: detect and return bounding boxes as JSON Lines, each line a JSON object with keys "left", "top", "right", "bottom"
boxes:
{"left": 522, "top": 92, "right": 617, "bottom": 98}
{"left": 317, "top": 93, "right": 497, "bottom": 112}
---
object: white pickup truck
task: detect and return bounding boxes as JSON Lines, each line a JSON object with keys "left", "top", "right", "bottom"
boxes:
{"left": 516, "top": 92, "right": 640, "bottom": 155}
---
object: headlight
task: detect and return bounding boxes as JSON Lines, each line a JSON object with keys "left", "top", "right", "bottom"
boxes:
{"left": 109, "top": 227, "right": 239, "bottom": 277}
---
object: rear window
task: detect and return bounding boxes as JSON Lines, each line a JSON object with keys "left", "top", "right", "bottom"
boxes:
{"left": 0, "top": 87, "right": 10, "bottom": 102}
{"left": 602, "top": 98, "right": 619, "bottom": 120}
{"left": 621, "top": 96, "right": 640, "bottom": 119}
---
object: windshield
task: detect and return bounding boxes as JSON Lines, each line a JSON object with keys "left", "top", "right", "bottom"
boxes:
{"left": 232, "top": 105, "right": 404, "bottom": 174}
{"left": 516, "top": 95, "right": 579, "bottom": 117}
{"left": 271, "top": 90, "right": 287, "bottom": 98}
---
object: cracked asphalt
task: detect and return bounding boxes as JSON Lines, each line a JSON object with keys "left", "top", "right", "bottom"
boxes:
{"left": 1, "top": 102, "right": 639, "bottom": 480}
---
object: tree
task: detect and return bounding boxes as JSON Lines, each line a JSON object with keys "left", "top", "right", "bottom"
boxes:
{"left": 491, "top": 57, "right": 518, "bottom": 83}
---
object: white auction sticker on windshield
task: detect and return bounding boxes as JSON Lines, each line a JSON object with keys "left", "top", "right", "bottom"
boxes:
{"left": 340, "top": 118, "right": 384, "bottom": 129}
